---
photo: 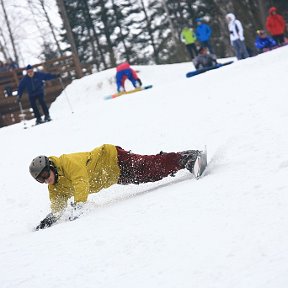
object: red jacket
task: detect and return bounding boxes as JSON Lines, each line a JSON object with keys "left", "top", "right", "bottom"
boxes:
{"left": 116, "top": 62, "right": 140, "bottom": 90}
{"left": 116, "top": 62, "right": 130, "bottom": 72}
{"left": 266, "top": 7, "right": 286, "bottom": 36}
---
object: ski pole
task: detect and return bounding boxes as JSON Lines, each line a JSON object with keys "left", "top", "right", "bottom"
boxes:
{"left": 18, "top": 101, "right": 27, "bottom": 129}
{"left": 59, "top": 78, "right": 74, "bottom": 114}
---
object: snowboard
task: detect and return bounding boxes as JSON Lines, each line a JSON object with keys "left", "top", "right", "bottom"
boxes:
{"left": 104, "top": 85, "right": 153, "bottom": 100}
{"left": 186, "top": 61, "right": 234, "bottom": 78}
{"left": 193, "top": 147, "right": 207, "bottom": 179}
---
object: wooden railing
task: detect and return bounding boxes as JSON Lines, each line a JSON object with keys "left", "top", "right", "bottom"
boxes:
{"left": 0, "top": 54, "right": 93, "bottom": 127}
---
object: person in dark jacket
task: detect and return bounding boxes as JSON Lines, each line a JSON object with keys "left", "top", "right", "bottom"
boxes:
{"left": 193, "top": 47, "right": 218, "bottom": 70}
{"left": 17, "top": 65, "right": 59, "bottom": 125}
{"left": 254, "top": 30, "right": 277, "bottom": 53}
{"left": 265, "top": 7, "right": 286, "bottom": 45}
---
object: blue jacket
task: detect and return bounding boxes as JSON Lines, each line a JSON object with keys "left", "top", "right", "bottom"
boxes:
{"left": 18, "top": 71, "right": 58, "bottom": 98}
{"left": 255, "top": 36, "right": 277, "bottom": 51}
{"left": 196, "top": 23, "right": 212, "bottom": 42}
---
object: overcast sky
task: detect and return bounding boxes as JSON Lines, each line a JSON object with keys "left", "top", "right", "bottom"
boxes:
{"left": 0, "top": 0, "right": 62, "bottom": 67}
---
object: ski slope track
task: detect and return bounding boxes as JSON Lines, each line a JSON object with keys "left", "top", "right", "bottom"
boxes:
{"left": 0, "top": 47, "right": 288, "bottom": 288}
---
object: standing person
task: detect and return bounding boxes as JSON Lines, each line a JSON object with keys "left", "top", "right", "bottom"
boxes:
{"left": 195, "top": 18, "right": 214, "bottom": 54}
{"left": 29, "top": 144, "right": 203, "bottom": 230}
{"left": 193, "top": 46, "right": 218, "bottom": 70}
{"left": 116, "top": 62, "right": 142, "bottom": 93}
{"left": 265, "top": 7, "right": 286, "bottom": 45}
{"left": 226, "top": 13, "right": 249, "bottom": 60}
{"left": 17, "top": 65, "right": 60, "bottom": 125}
{"left": 254, "top": 30, "right": 277, "bottom": 53}
{"left": 180, "top": 26, "right": 198, "bottom": 59}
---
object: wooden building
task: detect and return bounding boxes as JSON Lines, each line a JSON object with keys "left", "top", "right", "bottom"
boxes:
{"left": 0, "top": 54, "right": 92, "bottom": 128}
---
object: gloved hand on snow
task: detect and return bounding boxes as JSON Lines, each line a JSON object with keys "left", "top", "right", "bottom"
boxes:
{"left": 69, "top": 202, "right": 84, "bottom": 221}
{"left": 35, "top": 213, "right": 59, "bottom": 230}
{"left": 136, "top": 78, "right": 142, "bottom": 87}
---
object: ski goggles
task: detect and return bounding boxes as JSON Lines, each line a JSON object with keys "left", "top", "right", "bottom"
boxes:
{"left": 36, "top": 167, "right": 50, "bottom": 183}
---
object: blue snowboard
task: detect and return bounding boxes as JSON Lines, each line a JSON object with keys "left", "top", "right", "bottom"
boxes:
{"left": 186, "top": 61, "right": 234, "bottom": 78}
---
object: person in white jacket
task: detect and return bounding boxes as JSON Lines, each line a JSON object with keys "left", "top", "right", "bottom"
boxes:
{"left": 226, "top": 13, "right": 249, "bottom": 60}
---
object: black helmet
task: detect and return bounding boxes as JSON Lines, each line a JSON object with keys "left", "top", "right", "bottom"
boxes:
{"left": 29, "top": 155, "right": 50, "bottom": 180}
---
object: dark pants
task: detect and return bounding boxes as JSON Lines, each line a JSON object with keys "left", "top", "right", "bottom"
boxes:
{"left": 199, "top": 40, "right": 214, "bottom": 54}
{"left": 186, "top": 43, "right": 198, "bottom": 59}
{"left": 272, "top": 34, "right": 285, "bottom": 45}
{"left": 116, "top": 147, "right": 183, "bottom": 184}
{"left": 29, "top": 93, "right": 49, "bottom": 120}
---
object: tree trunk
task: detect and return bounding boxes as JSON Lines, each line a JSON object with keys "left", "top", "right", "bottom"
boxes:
{"left": 82, "top": 0, "right": 107, "bottom": 69}
{"left": 139, "top": 0, "right": 159, "bottom": 64}
{"left": 39, "top": 0, "right": 63, "bottom": 57}
{"left": 99, "top": 0, "right": 116, "bottom": 67}
{"left": 111, "top": 0, "right": 130, "bottom": 62}
{"left": 56, "top": 0, "right": 83, "bottom": 78}
{"left": 0, "top": 0, "right": 19, "bottom": 65}
{"left": 161, "top": 0, "right": 179, "bottom": 46}
{"left": 257, "top": 0, "right": 267, "bottom": 28}
{"left": 0, "top": 28, "right": 8, "bottom": 61}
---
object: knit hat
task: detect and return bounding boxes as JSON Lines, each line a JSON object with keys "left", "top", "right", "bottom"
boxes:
{"left": 26, "top": 64, "right": 33, "bottom": 70}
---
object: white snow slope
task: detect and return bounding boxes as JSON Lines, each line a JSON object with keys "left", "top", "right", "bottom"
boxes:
{"left": 0, "top": 47, "right": 288, "bottom": 288}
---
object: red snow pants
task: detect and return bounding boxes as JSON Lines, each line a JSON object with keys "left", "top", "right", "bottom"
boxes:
{"left": 116, "top": 146, "right": 183, "bottom": 184}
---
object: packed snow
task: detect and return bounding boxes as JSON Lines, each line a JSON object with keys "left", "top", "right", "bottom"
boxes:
{"left": 0, "top": 47, "right": 288, "bottom": 288}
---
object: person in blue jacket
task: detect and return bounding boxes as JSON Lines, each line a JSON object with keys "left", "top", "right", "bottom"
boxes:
{"left": 17, "top": 65, "right": 59, "bottom": 125}
{"left": 195, "top": 18, "right": 214, "bottom": 54}
{"left": 254, "top": 30, "right": 277, "bottom": 53}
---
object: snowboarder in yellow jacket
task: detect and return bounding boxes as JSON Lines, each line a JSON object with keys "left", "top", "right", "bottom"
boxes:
{"left": 30, "top": 144, "right": 201, "bottom": 230}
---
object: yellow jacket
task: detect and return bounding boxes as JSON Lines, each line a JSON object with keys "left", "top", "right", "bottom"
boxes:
{"left": 48, "top": 144, "right": 120, "bottom": 213}
{"left": 181, "top": 27, "right": 197, "bottom": 45}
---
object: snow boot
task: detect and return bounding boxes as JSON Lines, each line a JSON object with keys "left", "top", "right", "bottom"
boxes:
{"left": 44, "top": 115, "right": 51, "bottom": 122}
{"left": 35, "top": 118, "right": 44, "bottom": 125}
{"left": 179, "top": 150, "right": 201, "bottom": 173}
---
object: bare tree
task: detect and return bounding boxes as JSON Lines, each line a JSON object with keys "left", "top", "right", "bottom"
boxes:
{"left": 39, "top": 0, "right": 63, "bottom": 57}
{"left": 0, "top": 0, "right": 19, "bottom": 65}
{"left": 27, "top": 0, "right": 46, "bottom": 43}
{"left": 0, "top": 28, "right": 9, "bottom": 61}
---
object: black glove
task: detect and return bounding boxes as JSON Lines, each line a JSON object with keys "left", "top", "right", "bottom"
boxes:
{"left": 16, "top": 96, "right": 21, "bottom": 103}
{"left": 35, "top": 213, "right": 59, "bottom": 230}
{"left": 136, "top": 78, "right": 142, "bottom": 87}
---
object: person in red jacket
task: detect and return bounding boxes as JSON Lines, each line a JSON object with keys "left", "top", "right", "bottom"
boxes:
{"left": 265, "top": 7, "right": 286, "bottom": 45}
{"left": 116, "top": 62, "right": 142, "bottom": 92}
